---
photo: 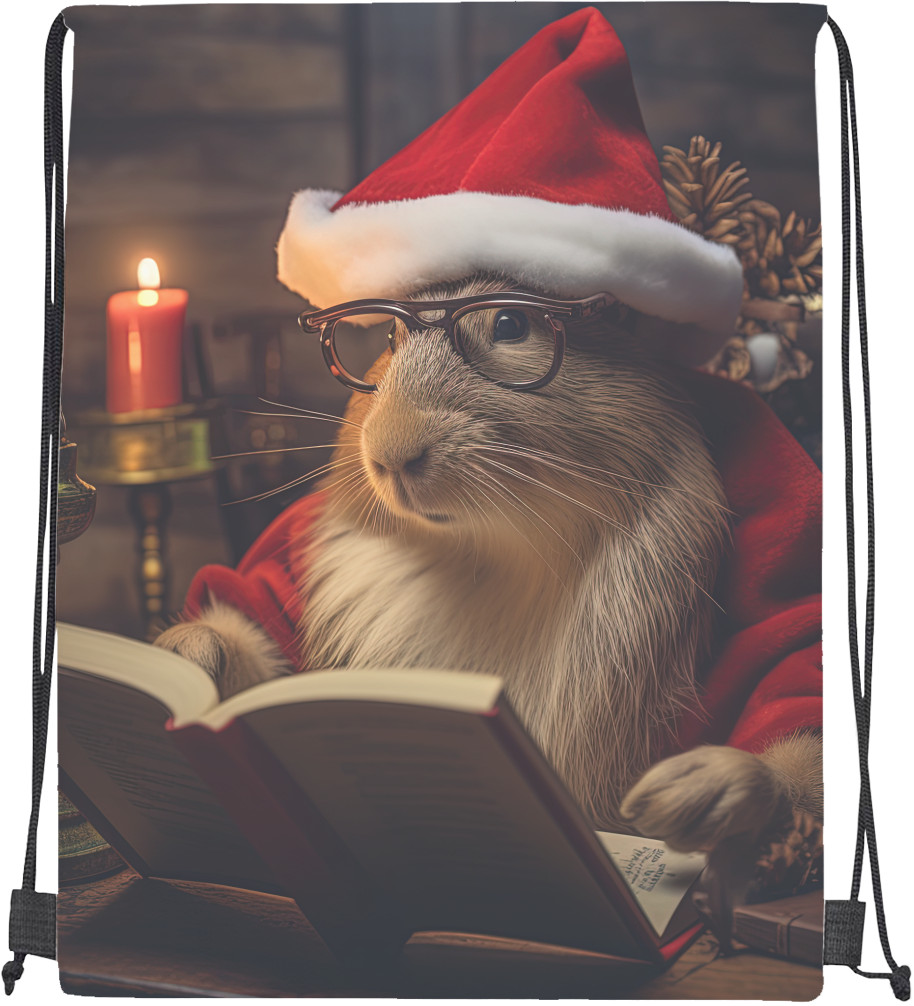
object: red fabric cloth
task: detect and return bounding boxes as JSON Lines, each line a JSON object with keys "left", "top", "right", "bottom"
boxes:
{"left": 184, "top": 498, "right": 314, "bottom": 667}
{"left": 184, "top": 371, "right": 821, "bottom": 755}
{"left": 672, "top": 370, "right": 822, "bottom": 754}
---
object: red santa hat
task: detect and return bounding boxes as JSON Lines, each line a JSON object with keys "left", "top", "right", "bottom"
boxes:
{"left": 276, "top": 7, "right": 744, "bottom": 341}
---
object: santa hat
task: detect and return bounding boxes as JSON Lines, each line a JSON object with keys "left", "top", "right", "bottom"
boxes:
{"left": 276, "top": 7, "right": 744, "bottom": 341}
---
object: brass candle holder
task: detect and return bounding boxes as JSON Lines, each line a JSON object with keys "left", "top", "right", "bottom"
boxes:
{"left": 74, "top": 400, "right": 223, "bottom": 640}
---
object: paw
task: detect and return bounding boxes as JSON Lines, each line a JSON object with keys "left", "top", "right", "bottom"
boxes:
{"left": 154, "top": 621, "right": 229, "bottom": 681}
{"left": 154, "top": 603, "right": 291, "bottom": 699}
{"left": 620, "top": 746, "right": 788, "bottom": 852}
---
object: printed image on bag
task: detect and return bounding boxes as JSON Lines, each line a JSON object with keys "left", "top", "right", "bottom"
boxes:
{"left": 15, "top": 2, "right": 905, "bottom": 998}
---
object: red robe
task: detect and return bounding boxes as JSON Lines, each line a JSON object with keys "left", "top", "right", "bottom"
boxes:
{"left": 183, "top": 370, "right": 822, "bottom": 756}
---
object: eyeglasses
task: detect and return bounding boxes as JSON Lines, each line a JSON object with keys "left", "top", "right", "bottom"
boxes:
{"left": 298, "top": 291, "right": 620, "bottom": 393}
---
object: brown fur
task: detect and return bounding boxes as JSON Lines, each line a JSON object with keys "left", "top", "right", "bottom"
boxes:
{"left": 158, "top": 273, "right": 821, "bottom": 848}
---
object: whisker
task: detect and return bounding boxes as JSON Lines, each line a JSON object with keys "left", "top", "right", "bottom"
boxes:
{"left": 325, "top": 464, "right": 367, "bottom": 493}
{"left": 213, "top": 443, "right": 341, "bottom": 460}
{"left": 446, "top": 469, "right": 483, "bottom": 576}
{"left": 460, "top": 466, "right": 572, "bottom": 594}
{"left": 481, "top": 455, "right": 633, "bottom": 532}
{"left": 223, "top": 473, "right": 313, "bottom": 506}
{"left": 257, "top": 397, "right": 363, "bottom": 430}
{"left": 475, "top": 443, "right": 656, "bottom": 505}
{"left": 476, "top": 445, "right": 729, "bottom": 597}
{"left": 328, "top": 483, "right": 370, "bottom": 521}
{"left": 452, "top": 472, "right": 478, "bottom": 560}
{"left": 236, "top": 408, "right": 359, "bottom": 431}
{"left": 223, "top": 457, "right": 359, "bottom": 505}
{"left": 479, "top": 439, "right": 734, "bottom": 515}
{"left": 466, "top": 460, "right": 585, "bottom": 572}
{"left": 325, "top": 468, "right": 372, "bottom": 513}
{"left": 479, "top": 455, "right": 723, "bottom": 612}
{"left": 358, "top": 491, "right": 386, "bottom": 540}
{"left": 352, "top": 470, "right": 386, "bottom": 536}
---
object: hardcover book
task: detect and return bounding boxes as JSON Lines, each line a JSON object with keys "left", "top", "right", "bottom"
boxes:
{"left": 733, "top": 892, "right": 824, "bottom": 967}
{"left": 59, "top": 623, "right": 706, "bottom": 967}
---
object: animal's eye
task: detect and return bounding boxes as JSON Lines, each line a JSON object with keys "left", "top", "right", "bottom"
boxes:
{"left": 492, "top": 310, "right": 529, "bottom": 343}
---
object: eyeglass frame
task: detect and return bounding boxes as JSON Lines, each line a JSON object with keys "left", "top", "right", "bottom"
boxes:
{"left": 298, "top": 290, "right": 620, "bottom": 393}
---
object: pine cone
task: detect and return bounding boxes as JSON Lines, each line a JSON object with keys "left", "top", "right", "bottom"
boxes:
{"left": 660, "top": 136, "right": 753, "bottom": 244}
{"left": 738, "top": 199, "right": 823, "bottom": 298}
{"left": 750, "top": 810, "right": 824, "bottom": 900}
{"left": 661, "top": 137, "right": 823, "bottom": 302}
{"left": 705, "top": 335, "right": 753, "bottom": 384}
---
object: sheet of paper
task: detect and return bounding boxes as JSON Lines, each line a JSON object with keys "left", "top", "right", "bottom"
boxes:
{"left": 596, "top": 831, "right": 707, "bottom": 935}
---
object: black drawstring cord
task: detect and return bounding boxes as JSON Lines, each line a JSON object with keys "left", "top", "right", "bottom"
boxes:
{"left": 3, "top": 12, "right": 67, "bottom": 996}
{"left": 826, "top": 16, "right": 909, "bottom": 1001}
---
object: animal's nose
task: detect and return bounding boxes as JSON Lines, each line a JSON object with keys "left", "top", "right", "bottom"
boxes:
{"left": 371, "top": 446, "right": 428, "bottom": 476}
{"left": 363, "top": 396, "right": 445, "bottom": 477}
{"left": 398, "top": 449, "right": 428, "bottom": 475}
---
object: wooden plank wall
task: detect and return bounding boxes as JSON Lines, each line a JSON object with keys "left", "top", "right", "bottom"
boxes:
{"left": 62, "top": 4, "right": 352, "bottom": 410}
{"left": 57, "top": 3, "right": 823, "bottom": 637}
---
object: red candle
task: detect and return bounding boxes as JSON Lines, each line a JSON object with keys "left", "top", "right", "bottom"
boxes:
{"left": 106, "top": 258, "right": 188, "bottom": 413}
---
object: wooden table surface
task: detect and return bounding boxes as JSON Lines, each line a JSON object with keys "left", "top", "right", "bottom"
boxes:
{"left": 57, "top": 869, "right": 823, "bottom": 999}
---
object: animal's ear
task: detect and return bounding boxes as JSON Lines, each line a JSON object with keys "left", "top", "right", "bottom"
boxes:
{"left": 630, "top": 313, "right": 729, "bottom": 368}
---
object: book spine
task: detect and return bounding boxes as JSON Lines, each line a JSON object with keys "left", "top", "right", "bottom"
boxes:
{"left": 169, "top": 718, "right": 411, "bottom": 964}
{"left": 732, "top": 907, "right": 823, "bottom": 966}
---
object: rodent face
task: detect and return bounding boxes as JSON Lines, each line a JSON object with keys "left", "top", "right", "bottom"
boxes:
{"left": 358, "top": 283, "right": 563, "bottom": 527}
{"left": 326, "top": 274, "right": 720, "bottom": 559}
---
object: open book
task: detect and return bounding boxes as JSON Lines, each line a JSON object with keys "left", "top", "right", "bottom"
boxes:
{"left": 58, "top": 623, "right": 706, "bottom": 968}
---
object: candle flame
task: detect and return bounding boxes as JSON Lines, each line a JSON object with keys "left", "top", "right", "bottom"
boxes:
{"left": 137, "top": 258, "right": 160, "bottom": 306}
{"left": 137, "top": 257, "right": 161, "bottom": 289}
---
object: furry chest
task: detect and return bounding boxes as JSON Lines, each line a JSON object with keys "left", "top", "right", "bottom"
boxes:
{"left": 300, "top": 522, "right": 571, "bottom": 686}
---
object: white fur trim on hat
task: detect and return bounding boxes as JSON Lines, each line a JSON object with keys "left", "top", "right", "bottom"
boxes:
{"left": 276, "top": 189, "right": 744, "bottom": 337}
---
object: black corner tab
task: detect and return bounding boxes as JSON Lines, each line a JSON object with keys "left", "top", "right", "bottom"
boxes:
{"left": 8, "top": 890, "right": 56, "bottom": 961}
{"left": 824, "top": 899, "right": 866, "bottom": 967}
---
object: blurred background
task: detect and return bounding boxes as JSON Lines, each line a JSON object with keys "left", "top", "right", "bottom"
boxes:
{"left": 58, "top": 2, "right": 824, "bottom": 639}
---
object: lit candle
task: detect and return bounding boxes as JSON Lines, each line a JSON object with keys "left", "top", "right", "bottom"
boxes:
{"left": 106, "top": 258, "right": 188, "bottom": 413}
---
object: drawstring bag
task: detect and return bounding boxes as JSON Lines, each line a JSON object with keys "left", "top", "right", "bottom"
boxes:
{"left": 4, "top": 4, "right": 909, "bottom": 998}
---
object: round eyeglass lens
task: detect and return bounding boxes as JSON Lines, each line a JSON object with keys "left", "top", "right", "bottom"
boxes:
{"left": 455, "top": 306, "right": 558, "bottom": 385}
{"left": 330, "top": 313, "right": 397, "bottom": 384}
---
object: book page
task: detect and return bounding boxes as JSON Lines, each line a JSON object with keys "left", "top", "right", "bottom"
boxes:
{"left": 596, "top": 832, "right": 705, "bottom": 937}
{"left": 59, "top": 665, "right": 277, "bottom": 892}
{"left": 195, "top": 665, "right": 504, "bottom": 730}
{"left": 239, "top": 697, "right": 656, "bottom": 959}
{"left": 59, "top": 622, "right": 220, "bottom": 722}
